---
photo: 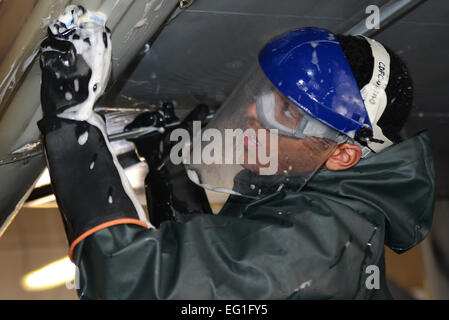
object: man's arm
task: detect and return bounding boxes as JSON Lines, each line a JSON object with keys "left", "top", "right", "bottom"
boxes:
{"left": 39, "top": 6, "right": 151, "bottom": 256}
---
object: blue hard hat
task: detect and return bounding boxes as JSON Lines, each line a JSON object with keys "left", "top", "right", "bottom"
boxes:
{"left": 258, "top": 27, "right": 372, "bottom": 140}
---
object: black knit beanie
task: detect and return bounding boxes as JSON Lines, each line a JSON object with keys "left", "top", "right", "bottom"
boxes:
{"left": 337, "top": 34, "right": 414, "bottom": 143}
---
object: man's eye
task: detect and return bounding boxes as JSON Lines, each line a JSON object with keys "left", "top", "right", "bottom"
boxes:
{"left": 283, "top": 104, "right": 295, "bottom": 118}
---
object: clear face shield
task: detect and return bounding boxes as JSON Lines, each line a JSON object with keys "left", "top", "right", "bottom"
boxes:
{"left": 177, "top": 64, "right": 346, "bottom": 199}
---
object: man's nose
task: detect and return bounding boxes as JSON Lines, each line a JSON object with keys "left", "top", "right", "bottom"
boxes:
{"left": 246, "top": 101, "right": 258, "bottom": 119}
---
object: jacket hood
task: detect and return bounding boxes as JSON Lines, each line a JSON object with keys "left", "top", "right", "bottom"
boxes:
{"left": 306, "top": 131, "right": 435, "bottom": 253}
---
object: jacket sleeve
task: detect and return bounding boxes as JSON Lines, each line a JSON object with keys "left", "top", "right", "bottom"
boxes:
{"left": 73, "top": 195, "right": 386, "bottom": 300}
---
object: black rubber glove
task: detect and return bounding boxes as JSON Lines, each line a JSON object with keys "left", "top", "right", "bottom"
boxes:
{"left": 126, "top": 103, "right": 213, "bottom": 228}
{"left": 38, "top": 5, "right": 112, "bottom": 130}
{"left": 38, "top": 5, "right": 151, "bottom": 261}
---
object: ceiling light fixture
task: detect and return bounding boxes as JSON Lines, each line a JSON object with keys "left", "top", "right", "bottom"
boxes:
{"left": 21, "top": 256, "right": 76, "bottom": 291}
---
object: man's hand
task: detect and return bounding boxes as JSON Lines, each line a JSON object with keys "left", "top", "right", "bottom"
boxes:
{"left": 39, "top": 5, "right": 112, "bottom": 122}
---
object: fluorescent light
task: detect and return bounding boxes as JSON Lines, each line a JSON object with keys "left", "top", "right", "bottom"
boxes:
{"left": 24, "top": 194, "right": 56, "bottom": 208}
{"left": 125, "top": 161, "right": 148, "bottom": 189}
{"left": 35, "top": 168, "right": 51, "bottom": 188}
{"left": 21, "top": 256, "right": 76, "bottom": 291}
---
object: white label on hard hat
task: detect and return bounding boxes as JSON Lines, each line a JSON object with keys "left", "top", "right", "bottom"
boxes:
{"left": 360, "top": 36, "right": 394, "bottom": 152}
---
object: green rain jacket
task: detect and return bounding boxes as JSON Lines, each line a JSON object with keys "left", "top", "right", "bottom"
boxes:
{"left": 73, "top": 131, "right": 435, "bottom": 299}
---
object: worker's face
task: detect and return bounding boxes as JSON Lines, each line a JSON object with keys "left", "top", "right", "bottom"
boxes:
{"left": 243, "top": 90, "right": 336, "bottom": 175}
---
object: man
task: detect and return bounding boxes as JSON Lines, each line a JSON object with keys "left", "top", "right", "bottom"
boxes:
{"left": 38, "top": 6, "right": 434, "bottom": 299}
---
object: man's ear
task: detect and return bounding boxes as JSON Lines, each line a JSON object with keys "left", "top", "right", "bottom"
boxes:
{"left": 325, "top": 143, "right": 362, "bottom": 171}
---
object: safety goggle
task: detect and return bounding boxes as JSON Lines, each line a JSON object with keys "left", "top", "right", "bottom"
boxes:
{"left": 255, "top": 89, "right": 345, "bottom": 143}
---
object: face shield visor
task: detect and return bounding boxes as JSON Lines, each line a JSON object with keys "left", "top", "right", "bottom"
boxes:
{"left": 176, "top": 64, "right": 345, "bottom": 199}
